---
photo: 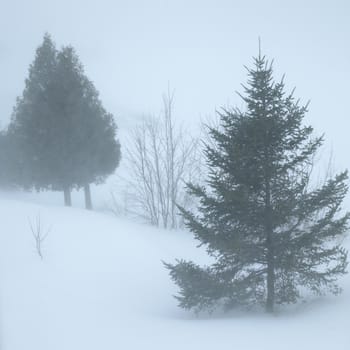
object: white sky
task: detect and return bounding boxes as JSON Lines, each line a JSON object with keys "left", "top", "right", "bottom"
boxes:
{"left": 0, "top": 0, "right": 349, "bottom": 170}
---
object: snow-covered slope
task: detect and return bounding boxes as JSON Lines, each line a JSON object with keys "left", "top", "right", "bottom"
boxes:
{"left": 0, "top": 198, "right": 349, "bottom": 350}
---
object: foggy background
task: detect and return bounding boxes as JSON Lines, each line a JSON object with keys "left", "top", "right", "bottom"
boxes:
{"left": 1, "top": 0, "right": 349, "bottom": 170}
{"left": 1, "top": 3, "right": 350, "bottom": 349}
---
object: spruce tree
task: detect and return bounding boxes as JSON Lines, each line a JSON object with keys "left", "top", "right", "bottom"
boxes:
{"left": 165, "top": 54, "right": 349, "bottom": 313}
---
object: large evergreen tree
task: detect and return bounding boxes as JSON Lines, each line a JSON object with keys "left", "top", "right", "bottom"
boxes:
{"left": 9, "top": 34, "right": 120, "bottom": 207}
{"left": 165, "top": 54, "right": 349, "bottom": 313}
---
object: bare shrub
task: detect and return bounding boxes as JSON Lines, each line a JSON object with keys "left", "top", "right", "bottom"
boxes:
{"left": 122, "top": 91, "right": 202, "bottom": 229}
{"left": 29, "top": 214, "right": 51, "bottom": 260}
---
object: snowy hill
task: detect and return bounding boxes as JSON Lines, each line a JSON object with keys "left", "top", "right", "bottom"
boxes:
{"left": 0, "top": 198, "right": 349, "bottom": 350}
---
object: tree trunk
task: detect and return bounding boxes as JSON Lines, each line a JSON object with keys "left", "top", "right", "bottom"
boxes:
{"left": 266, "top": 234, "right": 275, "bottom": 313}
{"left": 63, "top": 187, "right": 72, "bottom": 207}
{"left": 84, "top": 183, "right": 93, "bottom": 210}
{"left": 265, "top": 179, "right": 275, "bottom": 313}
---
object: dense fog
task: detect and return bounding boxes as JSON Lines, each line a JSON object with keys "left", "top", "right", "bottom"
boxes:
{"left": 0, "top": 1, "right": 349, "bottom": 350}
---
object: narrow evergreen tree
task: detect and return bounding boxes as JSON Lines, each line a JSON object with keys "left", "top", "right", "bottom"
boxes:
{"left": 165, "top": 54, "right": 349, "bottom": 313}
{"left": 43, "top": 45, "right": 87, "bottom": 205}
{"left": 9, "top": 33, "right": 58, "bottom": 191}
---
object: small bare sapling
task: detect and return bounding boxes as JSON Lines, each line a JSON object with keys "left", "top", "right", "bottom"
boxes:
{"left": 29, "top": 215, "right": 51, "bottom": 260}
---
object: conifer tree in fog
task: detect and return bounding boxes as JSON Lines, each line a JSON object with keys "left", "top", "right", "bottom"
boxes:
{"left": 72, "top": 71, "right": 121, "bottom": 210}
{"left": 9, "top": 34, "right": 120, "bottom": 207}
{"left": 165, "top": 53, "right": 349, "bottom": 313}
{"left": 9, "top": 34, "right": 57, "bottom": 191}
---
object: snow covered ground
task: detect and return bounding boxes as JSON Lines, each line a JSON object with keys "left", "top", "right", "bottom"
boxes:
{"left": 0, "top": 196, "right": 349, "bottom": 350}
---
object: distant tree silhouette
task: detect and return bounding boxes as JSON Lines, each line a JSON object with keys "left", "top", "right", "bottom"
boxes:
{"left": 9, "top": 34, "right": 120, "bottom": 207}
